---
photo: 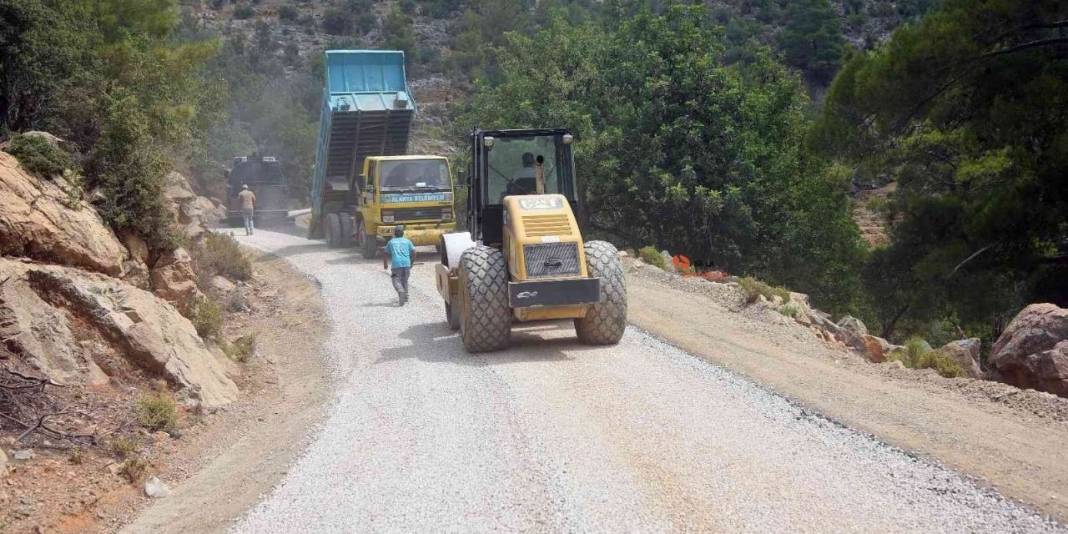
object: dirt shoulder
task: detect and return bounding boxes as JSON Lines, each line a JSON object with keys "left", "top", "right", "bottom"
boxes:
{"left": 624, "top": 261, "right": 1068, "bottom": 522}
{"left": 107, "top": 249, "right": 332, "bottom": 534}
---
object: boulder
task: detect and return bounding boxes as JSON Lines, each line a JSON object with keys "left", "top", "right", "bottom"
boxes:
{"left": 660, "top": 250, "right": 675, "bottom": 272}
{"left": 833, "top": 315, "right": 869, "bottom": 352}
{"left": 0, "top": 258, "right": 237, "bottom": 407}
{"left": 837, "top": 315, "right": 869, "bottom": 337}
{"left": 937, "top": 338, "right": 983, "bottom": 379}
{"left": 861, "top": 335, "right": 890, "bottom": 363}
{"left": 162, "top": 171, "right": 196, "bottom": 203}
{"left": 162, "top": 171, "right": 223, "bottom": 240}
{"left": 990, "top": 304, "right": 1068, "bottom": 396}
{"left": 122, "top": 259, "right": 151, "bottom": 290}
{"left": 150, "top": 247, "right": 201, "bottom": 315}
{"left": 0, "top": 152, "right": 127, "bottom": 275}
{"left": 144, "top": 476, "right": 171, "bottom": 498}
{"left": 210, "top": 275, "right": 236, "bottom": 294}
{"left": 122, "top": 233, "right": 149, "bottom": 264}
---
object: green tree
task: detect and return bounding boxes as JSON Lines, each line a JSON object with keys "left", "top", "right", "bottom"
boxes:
{"left": 816, "top": 0, "right": 1068, "bottom": 340}
{"left": 779, "top": 0, "right": 845, "bottom": 84}
{"left": 463, "top": 6, "right": 865, "bottom": 310}
{"left": 2, "top": 0, "right": 223, "bottom": 249}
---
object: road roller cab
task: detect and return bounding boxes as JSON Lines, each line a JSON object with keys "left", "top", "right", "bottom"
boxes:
{"left": 436, "top": 128, "right": 627, "bottom": 352}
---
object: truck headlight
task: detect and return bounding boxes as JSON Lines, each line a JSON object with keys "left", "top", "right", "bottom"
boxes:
{"left": 382, "top": 212, "right": 394, "bottom": 223}
{"left": 441, "top": 210, "right": 453, "bottom": 220}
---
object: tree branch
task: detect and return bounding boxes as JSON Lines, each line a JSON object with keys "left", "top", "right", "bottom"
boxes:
{"left": 980, "top": 38, "right": 1068, "bottom": 59}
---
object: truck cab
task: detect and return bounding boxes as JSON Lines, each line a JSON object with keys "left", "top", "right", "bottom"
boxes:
{"left": 351, "top": 155, "right": 456, "bottom": 257}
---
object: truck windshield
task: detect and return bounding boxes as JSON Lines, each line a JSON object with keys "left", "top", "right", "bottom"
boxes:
{"left": 380, "top": 160, "right": 450, "bottom": 191}
{"left": 486, "top": 135, "right": 563, "bottom": 202}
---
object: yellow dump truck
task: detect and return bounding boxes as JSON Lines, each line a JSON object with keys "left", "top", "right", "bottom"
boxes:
{"left": 348, "top": 155, "right": 455, "bottom": 257}
{"left": 309, "top": 50, "right": 455, "bottom": 256}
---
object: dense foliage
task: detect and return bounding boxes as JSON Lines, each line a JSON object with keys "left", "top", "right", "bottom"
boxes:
{"left": 460, "top": 5, "right": 866, "bottom": 310}
{"left": 1, "top": 0, "right": 221, "bottom": 249}
{"left": 816, "top": 0, "right": 1068, "bottom": 341}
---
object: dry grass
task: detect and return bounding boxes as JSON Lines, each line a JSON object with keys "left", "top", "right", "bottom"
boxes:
{"left": 136, "top": 391, "right": 178, "bottom": 433}
{"left": 738, "top": 276, "right": 791, "bottom": 304}
{"left": 886, "top": 337, "right": 963, "bottom": 378}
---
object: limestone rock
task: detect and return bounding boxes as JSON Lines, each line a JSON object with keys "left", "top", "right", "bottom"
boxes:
{"left": 837, "top": 315, "right": 869, "bottom": 337}
{"left": 144, "top": 476, "right": 171, "bottom": 498}
{"left": 150, "top": 247, "right": 201, "bottom": 315}
{"left": 0, "top": 152, "right": 127, "bottom": 275}
{"left": 210, "top": 275, "right": 236, "bottom": 294}
{"left": 938, "top": 338, "right": 983, "bottom": 379}
{"left": 861, "top": 335, "right": 890, "bottom": 363}
{"left": 122, "top": 233, "right": 149, "bottom": 264}
{"left": 162, "top": 171, "right": 224, "bottom": 241}
{"left": 0, "top": 258, "right": 237, "bottom": 407}
{"left": 990, "top": 303, "right": 1068, "bottom": 397}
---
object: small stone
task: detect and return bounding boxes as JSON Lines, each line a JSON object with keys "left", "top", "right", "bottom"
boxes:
{"left": 12, "top": 449, "right": 33, "bottom": 461}
{"left": 144, "top": 476, "right": 171, "bottom": 498}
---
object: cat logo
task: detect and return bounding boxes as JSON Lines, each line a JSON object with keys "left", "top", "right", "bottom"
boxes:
{"left": 515, "top": 291, "right": 539, "bottom": 300}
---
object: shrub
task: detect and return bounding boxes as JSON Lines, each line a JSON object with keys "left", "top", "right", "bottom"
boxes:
{"left": 322, "top": 8, "right": 352, "bottom": 35}
{"left": 277, "top": 5, "right": 298, "bottom": 21}
{"left": 223, "top": 334, "right": 256, "bottom": 362}
{"left": 194, "top": 233, "right": 253, "bottom": 281}
{"left": 781, "top": 302, "right": 801, "bottom": 319}
{"left": 886, "top": 337, "right": 963, "bottom": 378}
{"left": 119, "top": 456, "right": 150, "bottom": 483}
{"left": 136, "top": 391, "right": 179, "bottom": 432}
{"left": 109, "top": 436, "right": 140, "bottom": 459}
{"left": 190, "top": 296, "right": 223, "bottom": 340}
{"left": 5, "top": 134, "right": 75, "bottom": 179}
{"left": 638, "top": 246, "right": 667, "bottom": 270}
{"left": 234, "top": 5, "right": 255, "bottom": 19}
{"left": 738, "top": 276, "right": 791, "bottom": 304}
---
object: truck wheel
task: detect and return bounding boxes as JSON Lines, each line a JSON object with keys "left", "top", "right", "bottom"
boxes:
{"left": 338, "top": 215, "right": 353, "bottom": 248}
{"left": 325, "top": 213, "right": 340, "bottom": 248}
{"left": 575, "top": 240, "right": 627, "bottom": 345}
{"left": 357, "top": 220, "right": 376, "bottom": 258}
{"left": 458, "top": 246, "right": 510, "bottom": 352}
{"left": 445, "top": 303, "right": 461, "bottom": 330}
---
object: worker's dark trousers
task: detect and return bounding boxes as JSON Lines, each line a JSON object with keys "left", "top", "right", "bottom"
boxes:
{"left": 391, "top": 267, "right": 411, "bottom": 304}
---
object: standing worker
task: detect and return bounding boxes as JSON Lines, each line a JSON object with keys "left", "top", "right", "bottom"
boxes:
{"left": 237, "top": 184, "right": 257, "bottom": 236}
{"left": 382, "top": 225, "right": 415, "bottom": 306}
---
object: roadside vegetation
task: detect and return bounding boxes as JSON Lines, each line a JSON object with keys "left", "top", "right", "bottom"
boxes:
{"left": 458, "top": 0, "right": 1067, "bottom": 353}
{"left": 886, "top": 339, "right": 964, "bottom": 379}
{"left": 3, "top": 0, "right": 1063, "bottom": 354}
{"left": 192, "top": 233, "right": 254, "bottom": 283}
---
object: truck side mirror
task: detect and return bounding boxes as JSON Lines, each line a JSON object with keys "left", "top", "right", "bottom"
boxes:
{"left": 456, "top": 170, "right": 467, "bottom": 187}
{"left": 356, "top": 174, "right": 367, "bottom": 189}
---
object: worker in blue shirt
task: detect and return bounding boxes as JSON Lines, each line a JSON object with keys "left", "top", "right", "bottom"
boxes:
{"left": 382, "top": 225, "right": 416, "bottom": 306}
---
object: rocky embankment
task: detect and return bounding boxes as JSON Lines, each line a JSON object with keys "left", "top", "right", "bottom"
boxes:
{"left": 0, "top": 136, "right": 235, "bottom": 409}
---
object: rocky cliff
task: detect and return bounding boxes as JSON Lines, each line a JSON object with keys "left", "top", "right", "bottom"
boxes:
{"left": 0, "top": 142, "right": 236, "bottom": 408}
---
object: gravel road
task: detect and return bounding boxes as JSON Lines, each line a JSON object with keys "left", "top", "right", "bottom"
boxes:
{"left": 232, "top": 229, "right": 1062, "bottom": 533}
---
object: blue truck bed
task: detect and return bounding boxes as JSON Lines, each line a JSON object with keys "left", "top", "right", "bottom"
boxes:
{"left": 310, "top": 50, "right": 415, "bottom": 237}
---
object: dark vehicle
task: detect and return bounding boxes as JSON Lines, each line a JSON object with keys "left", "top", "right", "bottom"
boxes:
{"left": 226, "top": 155, "right": 288, "bottom": 227}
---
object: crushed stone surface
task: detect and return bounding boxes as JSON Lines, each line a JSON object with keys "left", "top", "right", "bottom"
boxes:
{"left": 231, "top": 229, "right": 1064, "bottom": 533}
